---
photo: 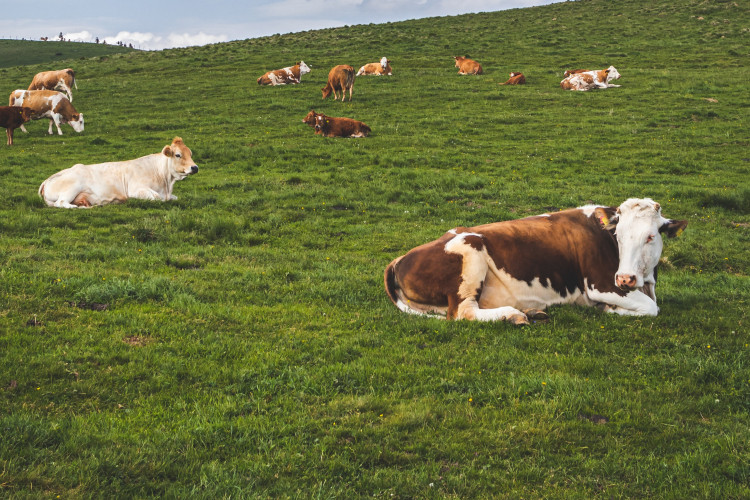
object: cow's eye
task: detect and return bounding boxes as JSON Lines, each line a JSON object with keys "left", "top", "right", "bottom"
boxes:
{"left": 175, "top": 153, "right": 182, "bottom": 158}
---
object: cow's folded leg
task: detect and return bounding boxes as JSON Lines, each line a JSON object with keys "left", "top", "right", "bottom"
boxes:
{"left": 523, "top": 309, "right": 549, "bottom": 321}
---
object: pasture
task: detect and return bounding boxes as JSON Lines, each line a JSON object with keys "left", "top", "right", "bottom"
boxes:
{"left": 1, "top": 0, "right": 748, "bottom": 497}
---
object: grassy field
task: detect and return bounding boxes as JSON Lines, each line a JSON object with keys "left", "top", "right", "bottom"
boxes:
{"left": 0, "top": 40, "right": 133, "bottom": 69}
{"left": 1, "top": 0, "right": 748, "bottom": 497}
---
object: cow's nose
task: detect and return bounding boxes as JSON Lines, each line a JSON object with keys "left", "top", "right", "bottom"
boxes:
{"left": 616, "top": 274, "right": 637, "bottom": 290}
{"left": 190, "top": 165, "right": 198, "bottom": 174}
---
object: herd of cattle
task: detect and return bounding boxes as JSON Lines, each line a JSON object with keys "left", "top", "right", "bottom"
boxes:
{"left": 0, "top": 57, "right": 689, "bottom": 325}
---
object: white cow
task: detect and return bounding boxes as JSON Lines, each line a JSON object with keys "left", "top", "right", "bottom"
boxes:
{"left": 39, "top": 137, "right": 198, "bottom": 208}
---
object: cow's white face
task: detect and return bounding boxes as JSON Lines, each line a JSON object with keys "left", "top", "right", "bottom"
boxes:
{"left": 163, "top": 137, "right": 199, "bottom": 179}
{"left": 380, "top": 57, "right": 388, "bottom": 69}
{"left": 606, "top": 66, "right": 621, "bottom": 82}
{"left": 612, "top": 198, "right": 685, "bottom": 291}
{"left": 69, "top": 113, "right": 84, "bottom": 132}
{"left": 299, "top": 61, "right": 311, "bottom": 75}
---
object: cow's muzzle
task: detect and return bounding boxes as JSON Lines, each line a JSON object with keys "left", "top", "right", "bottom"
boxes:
{"left": 190, "top": 165, "right": 199, "bottom": 174}
{"left": 615, "top": 273, "right": 637, "bottom": 291}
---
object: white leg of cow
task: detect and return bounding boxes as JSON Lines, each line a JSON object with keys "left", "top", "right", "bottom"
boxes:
{"left": 133, "top": 188, "right": 164, "bottom": 201}
{"left": 20, "top": 124, "right": 28, "bottom": 133}
{"left": 586, "top": 286, "right": 659, "bottom": 316}
{"left": 49, "top": 117, "right": 63, "bottom": 135}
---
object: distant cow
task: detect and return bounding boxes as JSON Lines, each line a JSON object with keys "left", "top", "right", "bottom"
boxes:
{"left": 0, "top": 106, "right": 32, "bottom": 145}
{"left": 499, "top": 72, "right": 526, "bottom": 85}
{"left": 322, "top": 65, "right": 355, "bottom": 101}
{"left": 9, "top": 90, "right": 84, "bottom": 135}
{"left": 257, "top": 61, "right": 311, "bottom": 86}
{"left": 385, "top": 198, "right": 687, "bottom": 324}
{"left": 357, "top": 57, "right": 392, "bottom": 76}
{"left": 303, "top": 110, "right": 370, "bottom": 138}
{"left": 560, "top": 66, "right": 621, "bottom": 91}
{"left": 28, "top": 68, "right": 77, "bottom": 102}
{"left": 454, "top": 56, "right": 483, "bottom": 75}
{"left": 38, "top": 137, "right": 198, "bottom": 208}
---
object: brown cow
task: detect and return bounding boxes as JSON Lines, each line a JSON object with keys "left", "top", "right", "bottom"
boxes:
{"left": 28, "top": 69, "right": 77, "bottom": 102}
{"left": 498, "top": 72, "right": 526, "bottom": 85}
{"left": 303, "top": 110, "right": 370, "bottom": 138}
{"left": 454, "top": 56, "right": 483, "bottom": 75}
{"left": 0, "top": 106, "right": 32, "bottom": 145}
{"left": 257, "top": 61, "right": 311, "bottom": 86}
{"left": 322, "top": 65, "right": 355, "bottom": 101}
{"left": 357, "top": 57, "right": 393, "bottom": 76}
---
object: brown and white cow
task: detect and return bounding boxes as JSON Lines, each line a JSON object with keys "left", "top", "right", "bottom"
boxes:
{"left": 454, "top": 56, "right": 483, "bottom": 75}
{"left": 384, "top": 199, "right": 687, "bottom": 324}
{"left": 322, "top": 65, "right": 355, "bottom": 101}
{"left": 9, "top": 90, "right": 84, "bottom": 135}
{"left": 257, "top": 61, "right": 311, "bottom": 86}
{"left": 38, "top": 137, "right": 198, "bottom": 208}
{"left": 498, "top": 72, "right": 526, "bottom": 85}
{"left": 28, "top": 68, "right": 77, "bottom": 102}
{"left": 560, "top": 66, "right": 621, "bottom": 91}
{"left": 357, "top": 57, "right": 392, "bottom": 76}
{"left": 563, "top": 68, "right": 588, "bottom": 78}
{"left": 0, "top": 106, "right": 32, "bottom": 145}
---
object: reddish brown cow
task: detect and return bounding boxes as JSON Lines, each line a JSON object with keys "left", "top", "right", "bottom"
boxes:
{"left": 322, "top": 65, "right": 355, "bottom": 101}
{"left": 303, "top": 110, "right": 370, "bottom": 138}
{"left": 28, "top": 69, "right": 77, "bottom": 102}
{"left": 454, "top": 56, "right": 483, "bottom": 75}
{"left": 498, "top": 72, "right": 526, "bottom": 85}
{"left": 0, "top": 106, "right": 32, "bottom": 145}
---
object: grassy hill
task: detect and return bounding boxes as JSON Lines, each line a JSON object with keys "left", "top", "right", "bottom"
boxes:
{"left": 0, "top": 0, "right": 748, "bottom": 497}
{"left": 0, "top": 39, "right": 134, "bottom": 69}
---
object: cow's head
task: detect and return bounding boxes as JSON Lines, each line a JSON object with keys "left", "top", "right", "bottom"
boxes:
{"left": 302, "top": 109, "right": 320, "bottom": 127}
{"left": 162, "top": 136, "right": 198, "bottom": 179}
{"left": 314, "top": 114, "right": 328, "bottom": 132}
{"left": 298, "top": 61, "right": 311, "bottom": 75}
{"left": 68, "top": 113, "right": 84, "bottom": 132}
{"left": 380, "top": 57, "right": 389, "bottom": 69}
{"left": 606, "top": 198, "right": 687, "bottom": 292}
{"left": 606, "top": 66, "right": 621, "bottom": 82}
{"left": 454, "top": 56, "right": 462, "bottom": 67}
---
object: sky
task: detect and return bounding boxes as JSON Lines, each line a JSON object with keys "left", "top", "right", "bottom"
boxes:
{"left": 1, "top": 0, "right": 563, "bottom": 51}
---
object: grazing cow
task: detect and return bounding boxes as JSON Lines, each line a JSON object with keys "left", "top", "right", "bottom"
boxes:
{"left": 38, "top": 137, "right": 198, "bottom": 208}
{"left": 28, "top": 68, "right": 77, "bottom": 102}
{"left": 9, "top": 90, "right": 84, "bottom": 135}
{"left": 498, "top": 72, "right": 526, "bottom": 85}
{"left": 560, "top": 66, "right": 621, "bottom": 91}
{"left": 384, "top": 199, "right": 687, "bottom": 324}
{"left": 357, "top": 57, "right": 393, "bottom": 76}
{"left": 257, "top": 61, "right": 311, "bottom": 86}
{"left": 0, "top": 106, "right": 32, "bottom": 145}
{"left": 454, "top": 56, "right": 483, "bottom": 75}
{"left": 303, "top": 110, "right": 370, "bottom": 138}
{"left": 322, "top": 65, "right": 355, "bottom": 101}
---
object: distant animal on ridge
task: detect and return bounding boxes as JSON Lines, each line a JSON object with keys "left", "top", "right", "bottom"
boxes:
{"left": 257, "top": 61, "right": 311, "bottom": 86}
{"left": 560, "top": 66, "right": 621, "bottom": 91}
{"left": 9, "top": 89, "right": 84, "bottom": 135}
{"left": 28, "top": 68, "right": 77, "bottom": 102}
{"left": 322, "top": 65, "right": 355, "bottom": 101}
{"left": 303, "top": 110, "right": 370, "bottom": 138}
{"left": 499, "top": 72, "right": 526, "bottom": 85}
{"left": 38, "top": 137, "right": 198, "bottom": 208}
{"left": 357, "top": 57, "right": 393, "bottom": 76}
{"left": 0, "top": 106, "right": 32, "bottom": 145}
{"left": 454, "top": 56, "right": 483, "bottom": 75}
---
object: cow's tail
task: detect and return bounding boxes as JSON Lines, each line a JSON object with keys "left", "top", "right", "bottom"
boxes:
{"left": 67, "top": 69, "right": 77, "bottom": 89}
{"left": 384, "top": 256, "right": 403, "bottom": 308}
{"left": 347, "top": 70, "right": 355, "bottom": 89}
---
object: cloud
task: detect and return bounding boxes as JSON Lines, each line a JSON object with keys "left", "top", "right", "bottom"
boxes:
{"left": 62, "top": 30, "right": 227, "bottom": 50}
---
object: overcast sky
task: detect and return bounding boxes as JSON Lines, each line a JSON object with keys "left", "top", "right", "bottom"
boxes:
{"left": 1, "top": 0, "right": 563, "bottom": 51}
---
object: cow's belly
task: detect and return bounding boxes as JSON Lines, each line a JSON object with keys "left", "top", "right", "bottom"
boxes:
{"left": 478, "top": 268, "right": 587, "bottom": 310}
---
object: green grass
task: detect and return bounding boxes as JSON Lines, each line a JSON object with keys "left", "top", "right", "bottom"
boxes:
{"left": 1, "top": 0, "right": 749, "bottom": 497}
{"left": 0, "top": 40, "right": 133, "bottom": 69}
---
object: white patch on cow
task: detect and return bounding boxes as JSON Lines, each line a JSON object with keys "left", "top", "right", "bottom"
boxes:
{"left": 606, "top": 66, "right": 621, "bottom": 86}
{"left": 396, "top": 298, "right": 446, "bottom": 318}
{"left": 613, "top": 198, "right": 665, "bottom": 289}
{"left": 472, "top": 306, "right": 527, "bottom": 322}
{"left": 380, "top": 56, "right": 388, "bottom": 69}
{"left": 585, "top": 279, "right": 658, "bottom": 316}
{"left": 481, "top": 267, "right": 588, "bottom": 312}
{"left": 299, "top": 61, "right": 311, "bottom": 75}
{"left": 578, "top": 204, "right": 605, "bottom": 217}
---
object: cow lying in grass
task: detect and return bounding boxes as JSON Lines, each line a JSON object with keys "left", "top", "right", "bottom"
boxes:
{"left": 302, "top": 110, "right": 370, "bottom": 138}
{"left": 454, "top": 56, "right": 483, "bottom": 75}
{"left": 257, "top": 61, "right": 311, "bottom": 86}
{"left": 39, "top": 137, "right": 198, "bottom": 208}
{"left": 385, "top": 198, "right": 686, "bottom": 324}
{"left": 357, "top": 57, "right": 392, "bottom": 76}
{"left": 560, "top": 66, "right": 621, "bottom": 91}
{"left": 499, "top": 72, "right": 526, "bottom": 85}
{"left": 9, "top": 89, "right": 84, "bottom": 135}
{"left": 0, "top": 106, "right": 32, "bottom": 145}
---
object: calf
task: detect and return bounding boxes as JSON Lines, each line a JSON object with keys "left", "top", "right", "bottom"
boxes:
{"left": 0, "top": 106, "right": 32, "bottom": 145}
{"left": 385, "top": 199, "right": 686, "bottom": 324}
{"left": 257, "top": 61, "right": 311, "bottom": 86}
{"left": 498, "top": 72, "right": 526, "bottom": 85}
{"left": 9, "top": 89, "right": 84, "bottom": 135}
{"left": 39, "top": 137, "right": 198, "bottom": 208}
{"left": 454, "top": 56, "right": 483, "bottom": 75}
{"left": 560, "top": 66, "right": 621, "bottom": 91}
{"left": 357, "top": 57, "right": 393, "bottom": 76}
{"left": 322, "top": 65, "right": 355, "bottom": 101}
{"left": 28, "top": 68, "right": 77, "bottom": 102}
{"left": 304, "top": 110, "right": 370, "bottom": 138}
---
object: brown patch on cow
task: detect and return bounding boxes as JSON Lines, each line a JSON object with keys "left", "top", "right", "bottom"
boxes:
{"left": 499, "top": 72, "right": 526, "bottom": 85}
{"left": 462, "top": 234, "right": 485, "bottom": 251}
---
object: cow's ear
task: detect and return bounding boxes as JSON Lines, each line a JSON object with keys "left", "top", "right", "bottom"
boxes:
{"left": 594, "top": 207, "right": 617, "bottom": 231}
{"left": 162, "top": 145, "right": 173, "bottom": 157}
{"left": 659, "top": 219, "right": 688, "bottom": 238}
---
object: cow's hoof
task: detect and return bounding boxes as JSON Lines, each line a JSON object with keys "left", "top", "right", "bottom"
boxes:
{"left": 508, "top": 314, "right": 530, "bottom": 326}
{"left": 523, "top": 309, "right": 549, "bottom": 321}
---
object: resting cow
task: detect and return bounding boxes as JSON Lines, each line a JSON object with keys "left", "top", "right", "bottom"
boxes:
{"left": 257, "top": 61, "right": 311, "bottom": 86}
{"left": 322, "top": 65, "right": 355, "bottom": 101}
{"left": 454, "top": 56, "right": 483, "bottom": 75}
{"left": 9, "top": 89, "right": 84, "bottom": 135}
{"left": 38, "top": 137, "right": 198, "bottom": 208}
{"left": 560, "top": 66, "right": 621, "bottom": 91}
{"left": 303, "top": 110, "right": 370, "bottom": 138}
{"left": 28, "top": 68, "right": 77, "bottom": 102}
{"left": 385, "top": 198, "right": 687, "bottom": 324}
{"left": 357, "top": 57, "right": 393, "bottom": 76}
{"left": 0, "top": 106, "right": 32, "bottom": 145}
{"left": 498, "top": 72, "right": 526, "bottom": 85}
